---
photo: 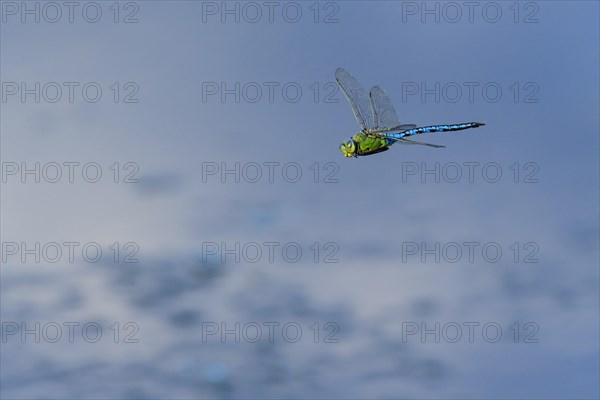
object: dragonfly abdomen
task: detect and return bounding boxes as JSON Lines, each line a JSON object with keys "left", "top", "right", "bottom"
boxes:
{"left": 402, "top": 122, "right": 485, "bottom": 137}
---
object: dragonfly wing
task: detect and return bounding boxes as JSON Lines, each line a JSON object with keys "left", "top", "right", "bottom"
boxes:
{"left": 369, "top": 86, "right": 415, "bottom": 131}
{"left": 376, "top": 124, "right": 417, "bottom": 134}
{"left": 335, "top": 68, "right": 375, "bottom": 132}
{"left": 387, "top": 123, "right": 417, "bottom": 131}
{"left": 390, "top": 137, "right": 446, "bottom": 148}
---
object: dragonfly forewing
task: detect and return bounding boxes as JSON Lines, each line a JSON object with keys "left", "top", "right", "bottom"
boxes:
{"left": 335, "top": 68, "right": 375, "bottom": 132}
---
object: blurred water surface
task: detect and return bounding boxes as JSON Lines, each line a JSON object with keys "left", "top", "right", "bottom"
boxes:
{"left": 1, "top": 1, "right": 599, "bottom": 399}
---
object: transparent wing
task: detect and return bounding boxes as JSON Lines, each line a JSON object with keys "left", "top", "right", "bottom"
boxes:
{"left": 369, "top": 86, "right": 418, "bottom": 133}
{"left": 389, "top": 137, "right": 446, "bottom": 148}
{"left": 375, "top": 124, "right": 417, "bottom": 134}
{"left": 335, "top": 68, "right": 375, "bottom": 132}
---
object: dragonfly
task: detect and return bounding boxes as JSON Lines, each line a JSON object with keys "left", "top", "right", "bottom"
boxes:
{"left": 336, "top": 67, "right": 485, "bottom": 157}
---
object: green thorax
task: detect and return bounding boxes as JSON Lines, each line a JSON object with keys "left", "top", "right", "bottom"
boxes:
{"left": 353, "top": 132, "right": 390, "bottom": 156}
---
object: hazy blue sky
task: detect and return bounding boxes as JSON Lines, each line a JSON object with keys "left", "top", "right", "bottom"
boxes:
{"left": 1, "top": 1, "right": 599, "bottom": 399}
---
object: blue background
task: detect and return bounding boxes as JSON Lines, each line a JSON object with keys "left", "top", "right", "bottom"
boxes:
{"left": 1, "top": 1, "right": 599, "bottom": 398}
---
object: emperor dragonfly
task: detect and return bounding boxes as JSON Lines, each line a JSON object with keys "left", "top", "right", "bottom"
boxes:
{"left": 335, "top": 68, "right": 485, "bottom": 157}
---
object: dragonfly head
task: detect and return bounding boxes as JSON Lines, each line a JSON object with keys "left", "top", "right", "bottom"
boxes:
{"left": 340, "top": 138, "right": 357, "bottom": 158}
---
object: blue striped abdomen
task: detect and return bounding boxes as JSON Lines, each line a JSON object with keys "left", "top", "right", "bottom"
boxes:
{"left": 383, "top": 122, "right": 485, "bottom": 139}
